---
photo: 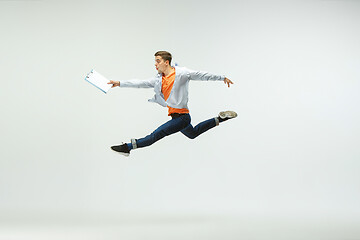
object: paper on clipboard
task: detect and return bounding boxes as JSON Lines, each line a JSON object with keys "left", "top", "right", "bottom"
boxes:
{"left": 85, "top": 70, "right": 112, "bottom": 93}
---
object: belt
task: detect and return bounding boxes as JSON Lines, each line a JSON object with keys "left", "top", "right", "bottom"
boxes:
{"left": 170, "top": 113, "right": 187, "bottom": 118}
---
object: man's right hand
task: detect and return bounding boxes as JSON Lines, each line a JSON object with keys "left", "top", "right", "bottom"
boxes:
{"left": 108, "top": 80, "right": 120, "bottom": 88}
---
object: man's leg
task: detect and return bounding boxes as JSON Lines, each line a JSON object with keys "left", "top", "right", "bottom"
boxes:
{"left": 181, "top": 117, "right": 217, "bottom": 139}
{"left": 111, "top": 114, "right": 191, "bottom": 156}
{"left": 181, "top": 111, "right": 237, "bottom": 139}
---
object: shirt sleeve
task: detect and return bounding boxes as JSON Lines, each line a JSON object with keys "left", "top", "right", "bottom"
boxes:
{"left": 184, "top": 67, "right": 225, "bottom": 81}
{"left": 119, "top": 77, "right": 157, "bottom": 88}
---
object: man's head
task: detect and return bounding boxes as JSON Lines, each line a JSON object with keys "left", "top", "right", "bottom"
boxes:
{"left": 154, "top": 51, "right": 172, "bottom": 74}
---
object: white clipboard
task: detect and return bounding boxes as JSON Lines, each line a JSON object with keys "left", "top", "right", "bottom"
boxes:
{"left": 85, "top": 69, "right": 112, "bottom": 94}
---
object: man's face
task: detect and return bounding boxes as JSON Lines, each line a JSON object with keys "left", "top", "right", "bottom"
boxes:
{"left": 155, "top": 56, "right": 168, "bottom": 74}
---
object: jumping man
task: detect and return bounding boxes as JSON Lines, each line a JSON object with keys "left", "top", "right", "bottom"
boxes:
{"left": 108, "top": 51, "right": 237, "bottom": 156}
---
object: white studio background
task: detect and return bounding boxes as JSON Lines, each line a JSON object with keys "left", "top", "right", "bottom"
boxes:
{"left": 0, "top": 0, "right": 360, "bottom": 233}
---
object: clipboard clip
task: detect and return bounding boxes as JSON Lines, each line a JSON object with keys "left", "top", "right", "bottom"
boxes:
{"left": 85, "top": 69, "right": 94, "bottom": 78}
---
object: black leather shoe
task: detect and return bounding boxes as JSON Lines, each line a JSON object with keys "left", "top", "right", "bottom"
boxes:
{"left": 111, "top": 143, "right": 130, "bottom": 157}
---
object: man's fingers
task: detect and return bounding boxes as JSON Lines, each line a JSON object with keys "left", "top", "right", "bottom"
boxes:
{"left": 224, "top": 78, "right": 233, "bottom": 88}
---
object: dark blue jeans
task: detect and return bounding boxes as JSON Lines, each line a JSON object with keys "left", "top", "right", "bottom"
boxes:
{"left": 131, "top": 114, "right": 217, "bottom": 150}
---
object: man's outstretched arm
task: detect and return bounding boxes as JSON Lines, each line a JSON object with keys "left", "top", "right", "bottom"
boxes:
{"left": 186, "top": 68, "right": 234, "bottom": 88}
{"left": 107, "top": 77, "right": 156, "bottom": 88}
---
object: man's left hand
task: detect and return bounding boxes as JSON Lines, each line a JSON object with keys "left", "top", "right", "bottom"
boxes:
{"left": 224, "top": 77, "right": 234, "bottom": 88}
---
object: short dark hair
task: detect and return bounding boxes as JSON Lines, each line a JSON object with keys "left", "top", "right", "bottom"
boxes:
{"left": 154, "top": 51, "right": 172, "bottom": 65}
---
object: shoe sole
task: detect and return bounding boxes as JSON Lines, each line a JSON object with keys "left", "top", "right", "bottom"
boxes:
{"left": 219, "top": 111, "right": 237, "bottom": 119}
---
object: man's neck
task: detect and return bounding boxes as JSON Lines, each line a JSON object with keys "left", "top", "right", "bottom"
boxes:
{"left": 162, "top": 66, "right": 175, "bottom": 77}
